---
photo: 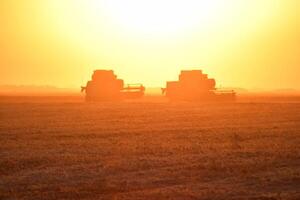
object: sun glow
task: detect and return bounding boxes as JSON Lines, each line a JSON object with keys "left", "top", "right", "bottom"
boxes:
{"left": 50, "top": 0, "right": 278, "bottom": 38}
{"left": 39, "top": 0, "right": 281, "bottom": 87}
{"left": 101, "top": 0, "right": 228, "bottom": 35}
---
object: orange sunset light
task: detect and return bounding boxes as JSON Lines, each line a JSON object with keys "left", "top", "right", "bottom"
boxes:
{"left": 1, "top": 1, "right": 300, "bottom": 199}
{"left": 0, "top": 0, "right": 299, "bottom": 89}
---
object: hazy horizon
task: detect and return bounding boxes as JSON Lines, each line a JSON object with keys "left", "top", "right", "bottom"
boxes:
{"left": 1, "top": 84, "right": 300, "bottom": 96}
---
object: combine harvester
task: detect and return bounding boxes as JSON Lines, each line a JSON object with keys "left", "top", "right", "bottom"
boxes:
{"left": 81, "top": 70, "right": 145, "bottom": 101}
{"left": 163, "top": 70, "right": 236, "bottom": 102}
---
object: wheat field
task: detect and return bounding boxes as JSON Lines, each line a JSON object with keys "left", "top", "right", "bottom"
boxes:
{"left": 0, "top": 96, "right": 300, "bottom": 200}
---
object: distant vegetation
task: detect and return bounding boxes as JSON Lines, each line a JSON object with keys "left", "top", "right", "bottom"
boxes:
{"left": 0, "top": 85, "right": 79, "bottom": 96}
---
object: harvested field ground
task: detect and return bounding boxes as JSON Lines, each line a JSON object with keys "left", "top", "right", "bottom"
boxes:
{"left": 0, "top": 96, "right": 300, "bottom": 200}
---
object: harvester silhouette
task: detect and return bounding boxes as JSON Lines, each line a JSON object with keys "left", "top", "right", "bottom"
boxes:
{"left": 162, "top": 70, "right": 236, "bottom": 101}
{"left": 81, "top": 70, "right": 145, "bottom": 101}
{"left": 82, "top": 69, "right": 235, "bottom": 102}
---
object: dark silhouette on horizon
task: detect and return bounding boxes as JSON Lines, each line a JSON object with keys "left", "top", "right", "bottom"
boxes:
{"left": 162, "top": 70, "right": 236, "bottom": 102}
{"left": 81, "top": 70, "right": 145, "bottom": 101}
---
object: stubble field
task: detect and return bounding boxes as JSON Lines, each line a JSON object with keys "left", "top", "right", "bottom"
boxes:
{"left": 0, "top": 96, "right": 300, "bottom": 200}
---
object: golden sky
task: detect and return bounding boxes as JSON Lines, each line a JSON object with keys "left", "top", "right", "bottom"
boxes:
{"left": 0, "top": 0, "right": 299, "bottom": 89}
